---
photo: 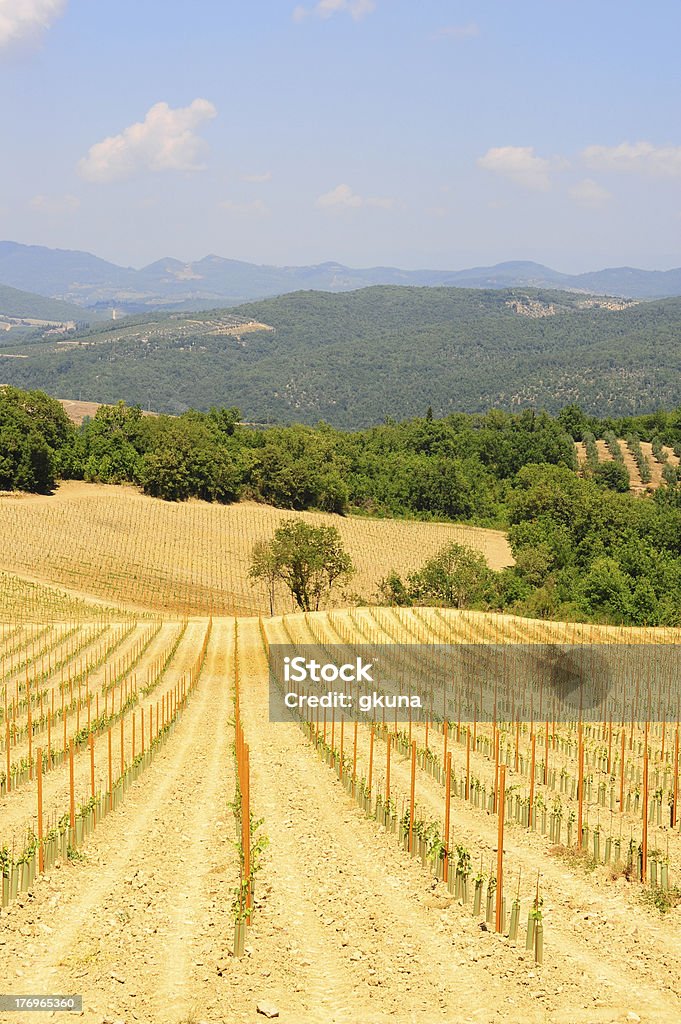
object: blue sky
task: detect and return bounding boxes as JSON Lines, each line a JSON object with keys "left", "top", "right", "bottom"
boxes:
{"left": 1, "top": 0, "right": 680, "bottom": 271}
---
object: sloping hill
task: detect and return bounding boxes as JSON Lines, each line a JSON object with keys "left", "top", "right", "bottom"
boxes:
{"left": 2, "top": 285, "right": 681, "bottom": 425}
{"left": 0, "top": 481, "right": 513, "bottom": 616}
{"left": 0, "top": 283, "right": 96, "bottom": 322}
{"left": 0, "top": 241, "right": 135, "bottom": 300}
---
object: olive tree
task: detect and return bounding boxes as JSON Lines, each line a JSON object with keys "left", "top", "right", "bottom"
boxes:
{"left": 249, "top": 519, "right": 354, "bottom": 612}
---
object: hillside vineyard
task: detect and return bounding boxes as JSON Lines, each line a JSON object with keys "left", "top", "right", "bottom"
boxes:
{"left": 1, "top": 481, "right": 681, "bottom": 1022}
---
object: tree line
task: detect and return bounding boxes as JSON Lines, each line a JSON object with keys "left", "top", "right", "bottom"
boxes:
{"left": 5, "top": 387, "right": 681, "bottom": 626}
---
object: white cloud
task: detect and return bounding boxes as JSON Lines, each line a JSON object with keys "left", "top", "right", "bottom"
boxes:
{"left": 241, "top": 171, "right": 272, "bottom": 183}
{"left": 29, "top": 193, "right": 80, "bottom": 213}
{"left": 219, "top": 199, "right": 269, "bottom": 216}
{"left": 293, "top": 0, "right": 375, "bottom": 23}
{"left": 78, "top": 99, "right": 217, "bottom": 183}
{"left": 477, "top": 146, "right": 553, "bottom": 191}
{"left": 568, "top": 178, "right": 612, "bottom": 208}
{"left": 317, "top": 183, "right": 363, "bottom": 208}
{"left": 433, "top": 23, "right": 479, "bottom": 40}
{"left": 316, "top": 183, "right": 394, "bottom": 209}
{"left": 582, "top": 141, "right": 681, "bottom": 178}
{"left": 0, "top": 0, "right": 66, "bottom": 49}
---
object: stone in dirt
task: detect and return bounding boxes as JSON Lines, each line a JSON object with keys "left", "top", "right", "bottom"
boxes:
{"left": 256, "top": 1000, "right": 280, "bottom": 1018}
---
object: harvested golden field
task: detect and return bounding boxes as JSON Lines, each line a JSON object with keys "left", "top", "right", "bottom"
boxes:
{"left": 0, "top": 481, "right": 513, "bottom": 617}
{"left": 58, "top": 398, "right": 158, "bottom": 426}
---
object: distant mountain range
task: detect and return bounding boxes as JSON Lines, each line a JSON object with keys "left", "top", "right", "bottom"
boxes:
{"left": 3, "top": 241, "right": 681, "bottom": 311}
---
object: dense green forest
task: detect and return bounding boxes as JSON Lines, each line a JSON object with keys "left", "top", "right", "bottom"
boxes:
{"left": 5, "top": 386, "right": 681, "bottom": 626}
{"left": 3, "top": 286, "right": 681, "bottom": 425}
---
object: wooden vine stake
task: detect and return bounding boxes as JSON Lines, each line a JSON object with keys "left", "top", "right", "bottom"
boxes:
{"left": 37, "top": 746, "right": 44, "bottom": 872}
{"left": 351, "top": 719, "right": 358, "bottom": 795}
{"left": 27, "top": 700, "right": 32, "bottom": 781}
{"left": 642, "top": 736, "right": 649, "bottom": 882}
{"left": 673, "top": 722, "right": 679, "bottom": 828}
{"left": 408, "top": 740, "right": 416, "bottom": 853}
{"left": 495, "top": 764, "right": 506, "bottom": 933}
{"left": 619, "top": 725, "right": 626, "bottom": 813}
{"left": 386, "top": 734, "right": 391, "bottom": 806}
{"left": 69, "top": 739, "right": 75, "bottom": 830}
{"left": 243, "top": 742, "right": 251, "bottom": 923}
{"left": 89, "top": 733, "right": 95, "bottom": 803}
{"left": 577, "top": 722, "right": 584, "bottom": 844}
{"left": 528, "top": 733, "right": 536, "bottom": 829}
{"left": 493, "top": 729, "right": 500, "bottom": 813}
{"left": 368, "top": 724, "right": 374, "bottom": 797}
{"left": 465, "top": 727, "right": 471, "bottom": 801}
{"left": 108, "top": 727, "right": 113, "bottom": 811}
{"left": 443, "top": 750, "right": 452, "bottom": 883}
{"left": 5, "top": 720, "right": 10, "bottom": 794}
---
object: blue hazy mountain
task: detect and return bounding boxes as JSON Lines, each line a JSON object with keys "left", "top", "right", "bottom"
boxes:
{"left": 2, "top": 241, "right": 681, "bottom": 310}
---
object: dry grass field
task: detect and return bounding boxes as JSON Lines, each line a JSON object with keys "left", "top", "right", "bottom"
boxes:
{"left": 0, "top": 481, "right": 513, "bottom": 617}
{"left": 58, "top": 399, "right": 158, "bottom": 426}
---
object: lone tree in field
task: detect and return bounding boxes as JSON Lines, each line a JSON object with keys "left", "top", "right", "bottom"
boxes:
{"left": 249, "top": 519, "right": 354, "bottom": 613}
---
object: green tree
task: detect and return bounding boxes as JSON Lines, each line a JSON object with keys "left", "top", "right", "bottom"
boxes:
{"left": 408, "top": 543, "right": 495, "bottom": 608}
{"left": 630, "top": 578, "right": 658, "bottom": 625}
{"left": 13, "top": 432, "right": 56, "bottom": 493}
{"left": 0, "top": 388, "right": 71, "bottom": 493}
{"left": 592, "top": 460, "right": 630, "bottom": 492}
{"left": 557, "top": 403, "right": 589, "bottom": 440}
{"left": 140, "top": 444, "right": 192, "bottom": 501}
{"left": 580, "top": 557, "right": 633, "bottom": 621}
{"left": 382, "top": 543, "right": 496, "bottom": 610}
{"left": 249, "top": 520, "right": 354, "bottom": 611}
{"left": 377, "top": 571, "right": 414, "bottom": 607}
{"left": 140, "top": 416, "right": 241, "bottom": 502}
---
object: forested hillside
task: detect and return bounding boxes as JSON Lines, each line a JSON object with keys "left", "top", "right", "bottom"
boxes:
{"left": 0, "top": 283, "right": 95, "bottom": 322}
{"left": 3, "top": 286, "right": 681, "bottom": 425}
{"left": 6, "top": 385, "right": 681, "bottom": 626}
